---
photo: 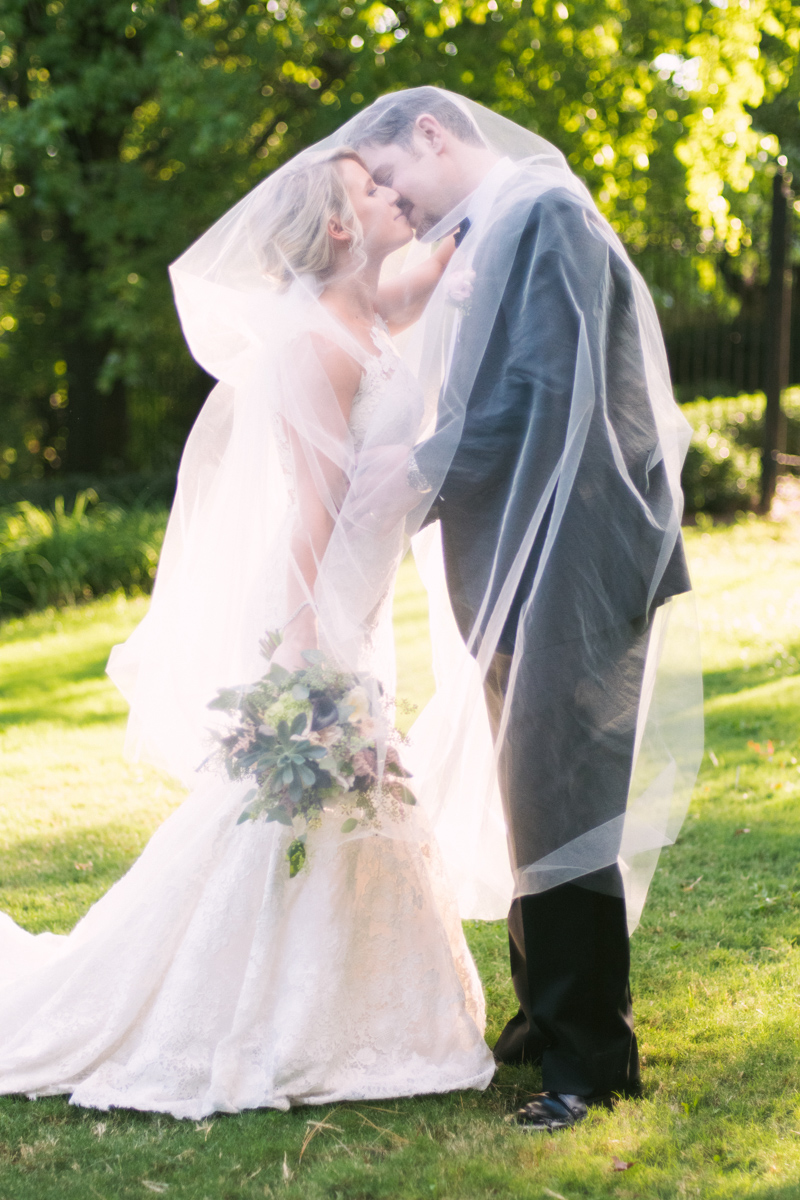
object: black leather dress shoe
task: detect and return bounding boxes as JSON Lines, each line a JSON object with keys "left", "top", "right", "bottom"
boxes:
{"left": 514, "top": 1092, "right": 589, "bottom": 1132}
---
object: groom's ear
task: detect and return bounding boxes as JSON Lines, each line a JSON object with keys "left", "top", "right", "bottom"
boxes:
{"left": 414, "top": 114, "right": 447, "bottom": 155}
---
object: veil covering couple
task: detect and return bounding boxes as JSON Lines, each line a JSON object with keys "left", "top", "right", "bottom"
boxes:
{"left": 0, "top": 88, "right": 702, "bottom": 1125}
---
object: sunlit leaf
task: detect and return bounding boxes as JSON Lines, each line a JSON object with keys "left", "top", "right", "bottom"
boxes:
{"left": 288, "top": 836, "right": 307, "bottom": 877}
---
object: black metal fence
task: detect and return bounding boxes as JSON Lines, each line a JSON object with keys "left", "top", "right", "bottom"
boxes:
{"left": 639, "top": 169, "right": 797, "bottom": 509}
{"left": 640, "top": 254, "right": 799, "bottom": 402}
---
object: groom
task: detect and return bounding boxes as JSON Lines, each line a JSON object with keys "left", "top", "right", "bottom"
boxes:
{"left": 354, "top": 90, "right": 692, "bottom": 1131}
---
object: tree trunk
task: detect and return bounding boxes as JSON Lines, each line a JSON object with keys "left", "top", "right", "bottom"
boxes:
{"left": 760, "top": 167, "right": 794, "bottom": 513}
{"left": 64, "top": 331, "right": 128, "bottom": 473}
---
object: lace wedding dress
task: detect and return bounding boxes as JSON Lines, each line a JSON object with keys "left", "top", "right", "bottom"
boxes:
{"left": 0, "top": 322, "right": 496, "bottom": 1120}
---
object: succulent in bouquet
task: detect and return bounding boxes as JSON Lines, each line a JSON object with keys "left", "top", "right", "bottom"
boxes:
{"left": 206, "top": 636, "right": 415, "bottom": 876}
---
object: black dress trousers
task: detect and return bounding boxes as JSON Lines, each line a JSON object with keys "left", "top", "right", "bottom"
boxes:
{"left": 483, "top": 651, "right": 641, "bottom": 1100}
{"left": 493, "top": 878, "right": 639, "bottom": 1099}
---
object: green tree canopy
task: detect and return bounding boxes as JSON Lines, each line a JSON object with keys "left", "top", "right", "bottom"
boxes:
{"left": 0, "top": 0, "right": 798, "bottom": 479}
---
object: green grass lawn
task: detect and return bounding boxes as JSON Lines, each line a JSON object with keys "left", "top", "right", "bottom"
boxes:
{"left": 3, "top": 503, "right": 800, "bottom": 1199}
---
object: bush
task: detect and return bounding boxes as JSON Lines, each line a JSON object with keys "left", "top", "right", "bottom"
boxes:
{"left": 0, "top": 491, "right": 167, "bottom": 619}
{"left": 3, "top": 395, "right": 799, "bottom": 619}
{"left": 0, "top": 469, "right": 177, "bottom": 513}
{"left": 681, "top": 388, "right": 800, "bottom": 513}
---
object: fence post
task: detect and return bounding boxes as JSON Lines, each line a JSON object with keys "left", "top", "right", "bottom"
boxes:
{"left": 760, "top": 166, "right": 794, "bottom": 513}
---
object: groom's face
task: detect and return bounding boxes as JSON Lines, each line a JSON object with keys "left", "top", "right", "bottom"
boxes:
{"left": 358, "top": 135, "right": 452, "bottom": 237}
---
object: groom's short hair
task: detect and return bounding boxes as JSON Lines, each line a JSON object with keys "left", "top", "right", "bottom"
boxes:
{"left": 351, "top": 88, "right": 485, "bottom": 151}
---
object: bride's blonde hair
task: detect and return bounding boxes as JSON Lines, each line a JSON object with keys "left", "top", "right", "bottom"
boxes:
{"left": 255, "top": 148, "right": 367, "bottom": 288}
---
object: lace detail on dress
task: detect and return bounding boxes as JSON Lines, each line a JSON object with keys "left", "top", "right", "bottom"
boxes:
{"left": 273, "top": 317, "right": 399, "bottom": 490}
{"left": 272, "top": 414, "right": 296, "bottom": 505}
{"left": 0, "top": 313, "right": 496, "bottom": 1117}
{"left": 0, "top": 778, "right": 494, "bottom": 1118}
{"left": 348, "top": 316, "right": 399, "bottom": 453}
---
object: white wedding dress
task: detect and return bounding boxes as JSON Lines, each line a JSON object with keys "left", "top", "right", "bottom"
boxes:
{"left": 0, "top": 323, "right": 496, "bottom": 1120}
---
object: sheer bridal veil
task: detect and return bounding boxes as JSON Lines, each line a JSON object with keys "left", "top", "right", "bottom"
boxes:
{"left": 108, "top": 88, "right": 703, "bottom": 931}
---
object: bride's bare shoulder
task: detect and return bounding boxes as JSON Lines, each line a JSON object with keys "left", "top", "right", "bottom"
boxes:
{"left": 305, "top": 330, "right": 363, "bottom": 421}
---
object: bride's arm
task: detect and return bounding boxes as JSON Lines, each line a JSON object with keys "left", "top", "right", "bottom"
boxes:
{"left": 375, "top": 235, "right": 457, "bottom": 334}
{"left": 270, "top": 339, "right": 361, "bottom": 672}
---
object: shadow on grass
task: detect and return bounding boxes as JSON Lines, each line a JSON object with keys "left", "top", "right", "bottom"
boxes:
{"left": 703, "top": 682, "right": 800, "bottom": 749}
{"left": 634, "top": 808, "right": 800, "bottom": 967}
{"left": 0, "top": 822, "right": 157, "bottom": 895}
{"left": 702, "top": 653, "right": 800, "bottom": 702}
{"left": 0, "top": 652, "right": 127, "bottom": 728}
{"left": 0, "top": 705, "right": 123, "bottom": 730}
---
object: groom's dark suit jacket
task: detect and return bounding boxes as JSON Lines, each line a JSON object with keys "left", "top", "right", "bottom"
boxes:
{"left": 419, "top": 185, "right": 691, "bottom": 877}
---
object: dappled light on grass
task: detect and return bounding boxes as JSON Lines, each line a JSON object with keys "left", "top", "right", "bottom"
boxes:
{"left": 0, "top": 594, "right": 185, "bottom": 933}
{"left": 3, "top": 513, "right": 800, "bottom": 1194}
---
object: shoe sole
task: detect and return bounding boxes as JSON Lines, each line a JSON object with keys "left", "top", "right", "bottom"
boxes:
{"left": 515, "top": 1119, "right": 574, "bottom": 1132}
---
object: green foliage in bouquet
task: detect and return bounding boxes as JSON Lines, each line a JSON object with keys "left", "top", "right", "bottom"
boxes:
{"left": 206, "top": 642, "right": 414, "bottom": 878}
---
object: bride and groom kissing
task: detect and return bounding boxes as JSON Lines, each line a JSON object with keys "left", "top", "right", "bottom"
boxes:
{"left": 0, "top": 88, "right": 701, "bottom": 1131}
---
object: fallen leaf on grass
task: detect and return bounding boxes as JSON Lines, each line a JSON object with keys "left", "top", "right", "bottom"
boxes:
{"left": 682, "top": 875, "right": 703, "bottom": 892}
{"left": 612, "top": 1157, "right": 634, "bottom": 1171}
{"left": 734, "top": 828, "right": 751, "bottom": 836}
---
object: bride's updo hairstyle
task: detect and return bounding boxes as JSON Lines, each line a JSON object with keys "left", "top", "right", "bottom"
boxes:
{"left": 255, "top": 147, "right": 368, "bottom": 288}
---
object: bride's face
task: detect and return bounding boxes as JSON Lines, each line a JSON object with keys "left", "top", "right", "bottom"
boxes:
{"left": 337, "top": 158, "right": 413, "bottom": 258}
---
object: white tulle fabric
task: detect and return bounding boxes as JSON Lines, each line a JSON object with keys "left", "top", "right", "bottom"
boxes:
{"left": 98, "top": 91, "right": 701, "bottom": 928}
{"left": 333, "top": 93, "right": 704, "bottom": 928}
{"left": 0, "top": 781, "right": 494, "bottom": 1118}
{"left": 0, "top": 335, "right": 495, "bottom": 1115}
{"left": 0, "top": 85, "right": 704, "bottom": 1113}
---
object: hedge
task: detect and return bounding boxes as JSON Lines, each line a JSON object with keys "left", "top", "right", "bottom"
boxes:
{"left": 0, "top": 491, "right": 166, "bottom": 619}
{"left": 681, "top": 388, "right": 800, "bottom": 513}
{"left": 2, "top": 392, "right": 799, "bottom": 620}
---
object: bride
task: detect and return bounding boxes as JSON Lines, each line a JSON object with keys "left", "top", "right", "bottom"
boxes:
{"left": 0, "top": 146, "right": 496, "bottom": 1118}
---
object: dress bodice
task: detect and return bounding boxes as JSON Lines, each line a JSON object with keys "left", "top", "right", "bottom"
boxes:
{"left": 273, "top": 316, "right": 402, "bottom": 493}
{"left": 347, "top": 315, "right": 400, "bottom": 453}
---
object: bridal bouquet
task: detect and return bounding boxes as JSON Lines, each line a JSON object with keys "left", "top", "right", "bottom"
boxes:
{"left": 206, "top": 636, "right": 415, "bottom": 877}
